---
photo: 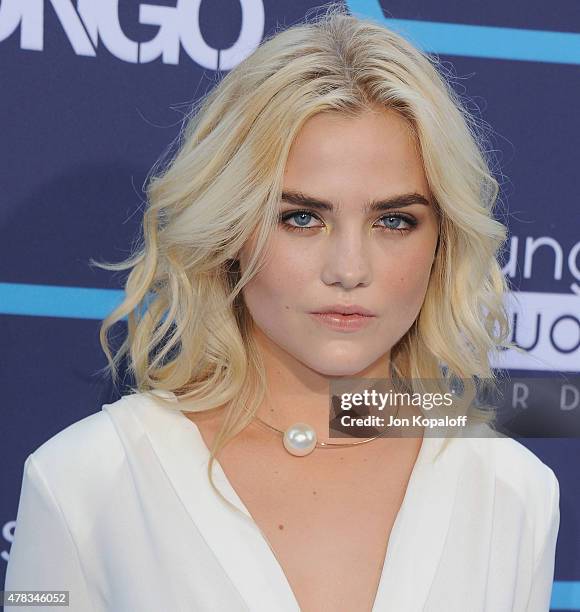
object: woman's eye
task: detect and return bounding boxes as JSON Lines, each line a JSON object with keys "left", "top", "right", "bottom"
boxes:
{"left": 279, "top": 211, "right": 322, "bottom": 231}
{"left": 279, "top": 210, "right": 417, "bottom": 234}
{"left": 377, "top": 215, "right": 415, "bottom": 232}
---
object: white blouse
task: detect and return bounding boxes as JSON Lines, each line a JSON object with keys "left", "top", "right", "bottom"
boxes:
{"left": 4, "top": 390, "right": 560, "bottom": 611}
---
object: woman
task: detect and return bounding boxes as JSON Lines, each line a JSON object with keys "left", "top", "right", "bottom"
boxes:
{"left": 5, "top": 5, "right": 559, "bottom": 611}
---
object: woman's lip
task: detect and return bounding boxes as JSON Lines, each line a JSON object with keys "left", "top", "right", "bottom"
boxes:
{"left": 309, "top": 312, "right": 375, "bottom": 332}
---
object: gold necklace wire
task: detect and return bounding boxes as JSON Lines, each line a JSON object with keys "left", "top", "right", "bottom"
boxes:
{"left": 252, "top": 404, "right": 401, "bottom": 449}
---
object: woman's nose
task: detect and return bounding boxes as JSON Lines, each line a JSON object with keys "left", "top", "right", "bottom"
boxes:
{"left": 320, "top": 230, "right": 372, "bottom": 289}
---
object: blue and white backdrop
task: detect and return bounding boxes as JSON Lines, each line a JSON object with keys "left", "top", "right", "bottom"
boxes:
{"left": 0, "top": 1, "right": 579, "bottom": 609}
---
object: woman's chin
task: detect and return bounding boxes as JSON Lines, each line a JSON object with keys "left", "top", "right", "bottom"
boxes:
{"left": 305, "top": 359, "right": 377, "bottom": 378}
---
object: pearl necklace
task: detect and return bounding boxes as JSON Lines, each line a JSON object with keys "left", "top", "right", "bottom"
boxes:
{"left": 252, "top": 410, "right": 400, "bottom": 457}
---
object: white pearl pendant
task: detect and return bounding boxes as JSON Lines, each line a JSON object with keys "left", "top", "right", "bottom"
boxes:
{"left": 283, "top": 423, "right": 317, "bottom": 456}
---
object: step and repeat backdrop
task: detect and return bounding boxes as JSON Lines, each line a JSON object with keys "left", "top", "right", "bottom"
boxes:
{"left": 1, "top": 1, "right": 579, "bottom": 609}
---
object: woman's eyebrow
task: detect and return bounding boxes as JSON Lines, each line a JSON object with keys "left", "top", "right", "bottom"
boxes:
{"left": 280, "top": 190, "right": 430, "bottom": 213}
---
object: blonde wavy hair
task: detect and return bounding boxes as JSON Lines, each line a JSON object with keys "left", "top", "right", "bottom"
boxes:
{"left": 93, "top": 3, "right": 520, "bottom": 518}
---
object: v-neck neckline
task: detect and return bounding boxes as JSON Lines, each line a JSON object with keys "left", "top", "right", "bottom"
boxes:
{"left": 116, "top": 390, "right": 463, "bottom": 612}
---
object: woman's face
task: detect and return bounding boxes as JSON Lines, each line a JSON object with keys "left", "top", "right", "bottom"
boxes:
{"left": 239, "top": 107, "right": 440, "bottom": 377}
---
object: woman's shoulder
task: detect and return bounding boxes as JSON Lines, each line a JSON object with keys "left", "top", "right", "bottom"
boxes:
{"left": 460, "top": 423, "right": 560, "bottom": 527}
{"left": 465, "top": 423, "right": 558, "bottom": 485}
{"left": 29, "top": 390, "right": 161, "bottom": 457}
{"left": 23, "top": 393, "right": 156, "bottom": 500}
{"left": 30, "top": 396, "right": 124, "bottom": 467}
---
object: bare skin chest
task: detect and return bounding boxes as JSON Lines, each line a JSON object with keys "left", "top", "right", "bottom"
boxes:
{"left": 188, "top": 411, "right": 423, "bottom": 612}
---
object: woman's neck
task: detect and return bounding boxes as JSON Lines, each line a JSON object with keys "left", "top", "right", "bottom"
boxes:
{"left": 250, "top": 326, "right": 393, "bottom": 445}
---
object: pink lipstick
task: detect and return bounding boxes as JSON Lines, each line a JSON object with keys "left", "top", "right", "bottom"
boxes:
{"left": 309, "top": 305, "right": 376, "bottom": 332}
